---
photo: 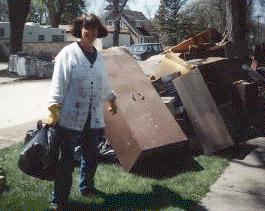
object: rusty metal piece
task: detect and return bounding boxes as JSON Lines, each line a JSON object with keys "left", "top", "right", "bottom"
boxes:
{"left": 137, "top": 92, "right": 145, "bottom": 100}
{"left": 131, "top": 93, "right": 136, "bottom": 101}
{"left": 102, "top": 48, "right": 187, "bottom": 172}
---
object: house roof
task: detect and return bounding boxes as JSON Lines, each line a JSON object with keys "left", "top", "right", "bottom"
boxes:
{"left": 102, "top": 10, "right": 158, "bottom": 37}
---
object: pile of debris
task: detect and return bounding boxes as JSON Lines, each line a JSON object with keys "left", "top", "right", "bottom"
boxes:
{"left": 9, "top": 52, "right": 54, "bottom": 78}
{"left": 139, "top": 28, "right": 265, "bottom": 156}
{"left": 100, "top": 38, "right": 265, "bottom": 174}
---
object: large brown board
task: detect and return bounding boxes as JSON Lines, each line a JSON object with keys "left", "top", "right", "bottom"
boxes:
{"left": 174, "top": 58, "right": 235, "bottom": 154}
{"left": 102, "top": 48, "right": 187, "bottom": 172}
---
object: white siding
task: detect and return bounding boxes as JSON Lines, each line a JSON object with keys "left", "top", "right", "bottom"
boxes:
{"left": 0, "top": 22, "right": 66, "bottom": 43}
{"left": 101, "top": 33, "right": 130, "bottom": 49}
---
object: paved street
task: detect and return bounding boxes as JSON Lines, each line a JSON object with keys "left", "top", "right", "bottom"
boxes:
{"left": 0, "top": 63, "right": 8, "bottom": 71}
{"left": 0, "top": 79, "right": 51, "bottom": 148}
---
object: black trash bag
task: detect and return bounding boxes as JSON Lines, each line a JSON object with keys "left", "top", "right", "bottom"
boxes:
{"left": 18, "top": 122, "right": 59, "bottom": 181}
{"left": 74, "top": 131, "right": 119, "bottom": 166}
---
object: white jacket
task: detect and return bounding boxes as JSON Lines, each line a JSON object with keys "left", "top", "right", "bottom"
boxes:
{"left": 48, "top": 42, "right": 115, "bottom": 131}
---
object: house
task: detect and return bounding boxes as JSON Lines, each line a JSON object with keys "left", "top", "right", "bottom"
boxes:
{"left": 101, "top": 25, "right": 131, "bottom": 49}
{"left": 59, "top": 25, "right": 80, "bottom": 42}
{"left": 0, "top": 22, "right": 66, "bottom": 43}
{"left": 0, "top": 22, "right": 66, "bottom": 58}
{"left": 101, "top": 10, "right": 159, "bottom": 48}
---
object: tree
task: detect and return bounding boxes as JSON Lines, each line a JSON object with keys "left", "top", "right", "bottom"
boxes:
{"left": 28, "top": 0, "right": 48, "bottom": 24}
{"left": 183, "top": 0, "right": 226, "bottom": 34}
{"left": 0, "top": 0, "right": 9, "bottom": 21}
{"left": 154, "top": 0, "right": 187, "bottom": 45}
{"left": 144, "top": 4, "right": 155, "bottom": 21}
{"left": 44, "top": 0, "right": 66, "bottom": 28}
{"left": 8, "top": 0, "right": 31, "bottom": 54}
{"left": 225, "top": 0, "right": 249, "bottom": 60}
{"left": 61, "top": 0, "right": 87, "bottom": 25}
{"left": 105, "top": 0, "right": 130, "bottom": 46}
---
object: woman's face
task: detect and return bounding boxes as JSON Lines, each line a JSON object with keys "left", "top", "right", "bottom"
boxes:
{"left": 81, "top": 26, "right": 98, "bottom": 44}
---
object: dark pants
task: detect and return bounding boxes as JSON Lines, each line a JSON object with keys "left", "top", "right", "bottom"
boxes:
{"left": 51, "top": 117, "right": 103, "bottom": 204}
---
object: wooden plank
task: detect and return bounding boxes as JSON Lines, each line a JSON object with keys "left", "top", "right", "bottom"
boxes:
{"left": 174, "top": 68, "right": 234, "bottom": 154}
{"left": 102, "top": 48, "right": 187, "bottom": 172}
{"left": 167, "top": 28, "right": 222, "bottom": 53}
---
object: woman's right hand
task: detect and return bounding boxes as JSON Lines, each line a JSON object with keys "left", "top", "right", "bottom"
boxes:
{"left": 47, "top": 104, "right": 63, "bottom": 126}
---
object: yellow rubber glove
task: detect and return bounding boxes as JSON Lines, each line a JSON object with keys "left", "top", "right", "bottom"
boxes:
{"left": 108, "top": 101, "right": 117, "bottom": 115}
{"left": 47, "top": 104, "right": 63, "bottom": 126}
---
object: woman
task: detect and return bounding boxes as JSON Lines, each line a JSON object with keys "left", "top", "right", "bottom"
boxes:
{"left": 47, "top": 13, "right": 117, "bottom": 209}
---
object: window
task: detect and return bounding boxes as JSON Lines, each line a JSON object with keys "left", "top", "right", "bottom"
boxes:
{"left": 52, "top": 35, "right": 64, "bottom": 42}
{"left": 120, "top": 21, "right": 125, "bottom": 28}
{"left": 39, "top": 35, "right": 45, "bottom": 41}
{"left": 0, "top": 28, "right": 4, "bottom": 37}
{"left": 158, "top": 44, "right": 163, "bottom": 52}
{"left": 152, "top": 44, "right": 160, "bottom": 52}
{"left": 145, "top": 46, "right": 151, "bottom": 52}
{"left": 136, "top": 45, "right": 146, "bottom": 52}
{"left": 108, "top": 21, "right": 113, "bottom": 26}
{"left": 130, "top": 46, "right": 136, "bottom": 53}
{"left": 136, "top": 21, "right": 142, "bottom": 27}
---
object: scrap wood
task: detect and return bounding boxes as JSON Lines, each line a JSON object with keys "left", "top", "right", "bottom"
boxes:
{"left": 166, "top": 28, "right": 222, "bottom": 54}
{"left": 152, "top": 51, "right": 195, "bottom": 78}
{"left": 165, "top": 51, "right": 195, "bottom": 71}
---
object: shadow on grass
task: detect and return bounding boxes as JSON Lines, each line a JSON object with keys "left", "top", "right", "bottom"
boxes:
{"left": 216, "top": 143, "right": 257, "bottom": 160}
{"left": 133, "top": 156, "right": 204, "bottom": 180}
{"left": 65, "top": 185, "right": 207, "bottom": 211}
{"left": 126, "top": 145, "right": 205, "bottom": 180}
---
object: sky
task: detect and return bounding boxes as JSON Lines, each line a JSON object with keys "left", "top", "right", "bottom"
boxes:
{"left": 86, "top": 0, "right": 161, "bottom": 18}
{"left": 85, "top": 0, "right": 265, "bottom": 25}
{"left": 253, "top": 0, "right": 265, "bottom": 23}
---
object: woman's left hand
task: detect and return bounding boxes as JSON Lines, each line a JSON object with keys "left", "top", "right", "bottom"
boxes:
{"left": 108, "top": 101, "right": 117, "bottom": 115}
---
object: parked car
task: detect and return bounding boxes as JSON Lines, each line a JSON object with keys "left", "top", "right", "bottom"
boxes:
{"left": 128, "top": 43, "right": 164, "bottom": 61}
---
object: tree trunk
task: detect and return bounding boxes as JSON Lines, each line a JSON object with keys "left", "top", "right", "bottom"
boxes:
{"left": 112, "top": 0, "right": 120, "bottom": 47}
{"left": 225, "top": 0, "right": 248, "bottom": 61}
{"left": 113, "top": 15, "right": 121, "bottom": 46}
{"left": 110, "top": 0, "right": 129, "bottom": 46}
{"left": 8, "top": 0, "right": 31, "bottom": 54}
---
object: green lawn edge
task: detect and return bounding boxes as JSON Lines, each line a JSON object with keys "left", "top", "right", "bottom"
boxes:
{"left": 0, "top": 142, "right": 228, "bottom": 211}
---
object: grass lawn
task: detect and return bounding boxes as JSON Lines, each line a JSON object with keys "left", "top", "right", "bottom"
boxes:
{"left": 0, "top": 142, "right": 228, "bottom": 211}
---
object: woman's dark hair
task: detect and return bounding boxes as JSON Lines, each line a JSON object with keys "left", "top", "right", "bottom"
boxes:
{"left": 71, "top": 13, "right": 108, "bottom": 38}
